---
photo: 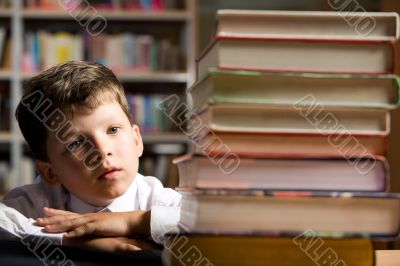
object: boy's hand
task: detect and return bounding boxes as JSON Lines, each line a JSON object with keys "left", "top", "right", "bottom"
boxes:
{"left": 36, "top": 207, "right": 150, "bottom": 238}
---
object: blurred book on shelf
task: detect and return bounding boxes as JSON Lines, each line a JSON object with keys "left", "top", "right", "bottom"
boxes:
{"left": 1, "top": 37, "right": 11, "bottom": 70}
{"left": 22, "top": 31, "right": 182, "bottom": 73}
{"left": 24, "top": 0, "right": 180, "bottom": 10}
{"left": 0, "top": 27, "right": 6, "bottom": 67}
{"left": 0, "top": 0, "right": 10, "bottom": 8}
{"left": 0, "top": 84, "right": 9, "bottom": 132}
{"left": 0, "top": 161, "right": 8, "bottom": 196}
{"left": 139, "top": 146, "right": 184, "bottom": 187}
{"left": 0, "top": 156, "right": 34, "bottom": 195}
{"left": 127, "top": 93, "right": 176, "bottom": 134}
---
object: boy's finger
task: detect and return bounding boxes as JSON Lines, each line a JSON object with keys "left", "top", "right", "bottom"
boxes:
{"left": 42, "top": 217, "right": 91, "bottom": 233}
{"left": 116, "top": 242, "right": 141, "bottom": 252}
{"left": 36, "top": 214, "right": 76, "bottom": 225}
{"left": 43, "top": 207, "right": 77, "bottom": 216}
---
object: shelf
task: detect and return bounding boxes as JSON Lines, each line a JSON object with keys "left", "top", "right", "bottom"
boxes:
{"left": 142, "top": 132, "right": 188, "bottom": 144}
{"left": 0, "top": 133, "right": 26, "bottom": 143}
{"left": 22, "top": 9, "right": 191, "bottom": 21}
{"left": 0, "top": 70, "right": 11, "bottom": 80}
{"left": 22, "top": 71, "right": 188, "bottom": 83}
{"left": 2, "top": 2, "right": 196, "bottom": 187}
{"left": 117, "top": 71, "right": 188, "bottom": 83}
{"left": 0, "top": 132, "right": 13, "bottom": 143}
{"left": 0, "top": 8, "right": 11, "bottom": 18}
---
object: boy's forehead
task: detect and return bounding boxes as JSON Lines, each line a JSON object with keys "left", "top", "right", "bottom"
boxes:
{"left": 46, "top": 100, "right": 124, "bottom": 144}
{"left": 63, "top": 94, "right": 120, "bottom": 118}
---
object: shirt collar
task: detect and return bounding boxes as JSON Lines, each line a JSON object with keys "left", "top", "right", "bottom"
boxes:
{"left": 68, "top": 177, "right": 138, "bottom": 214}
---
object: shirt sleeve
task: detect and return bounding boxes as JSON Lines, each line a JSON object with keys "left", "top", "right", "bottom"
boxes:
{"left": 147, "top": 178, "right": 182, "bottom": 245}
{"left": 0, "top": 202, "right": 63, "bottom": 245}
{"left": 151, "top": 205, "right": 181, "bottom": 245}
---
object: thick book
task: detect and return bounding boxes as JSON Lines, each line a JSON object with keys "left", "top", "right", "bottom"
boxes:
{"left": 196, "top": 104, "right": 390, "bottom": 135}
{"left": 164, "top": 234, "right": 374, "bottom": 266}
{"left": 179, "top": 190, "right": 400, "bottom": 237}
{"left": 197, "top": 37, "right": 395, "bottom": 81}
{"left": 193, "top": 131, "right": 387, "bottom": 158}
{"left": 216, "top": 10, "right": 399, "bottom": 41}
{"left": 173, "top": 154, "right": 389, "bottom": 192}
{"left": 188, "top": 69, "right": 400, "bottom": 112}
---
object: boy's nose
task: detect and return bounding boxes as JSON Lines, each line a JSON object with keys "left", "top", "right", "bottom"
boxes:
{"left": 98, "top": 147, "right": 112, "bottom": 159}
{"left": 94, "top": 139, "right": 113, "bottom": 160}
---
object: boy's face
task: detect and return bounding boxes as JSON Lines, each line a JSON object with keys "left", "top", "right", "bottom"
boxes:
{"left": 38, "top": 99, "right": 143, "bottom": 207}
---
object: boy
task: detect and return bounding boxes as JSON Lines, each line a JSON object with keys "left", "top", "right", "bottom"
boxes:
{"left": 1, "top": 61, "right": 181, "bottom": 250}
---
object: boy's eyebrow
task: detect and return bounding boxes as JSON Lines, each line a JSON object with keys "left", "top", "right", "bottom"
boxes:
{"left": 89, "top": 114, "right": 125, "bottom": 126}
{"left": 101, "top": 113, "right": 122, "bottom": 122}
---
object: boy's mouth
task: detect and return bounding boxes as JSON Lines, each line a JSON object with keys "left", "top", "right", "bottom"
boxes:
{"left": 98, "top": 167, "right": 121, "bottom": 180}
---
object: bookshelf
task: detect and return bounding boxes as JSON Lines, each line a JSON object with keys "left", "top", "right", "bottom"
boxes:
{"left": 22, "top": 71, "right": 188, "bottom": 83}
{"left": 22, "top": 9, "right": 191, "bottom": 20}
{"left": 0, "top": 8, "right": 10, "bottom": 18}
{"left": 0, "top": 0, "right": 196, "bottom": 191}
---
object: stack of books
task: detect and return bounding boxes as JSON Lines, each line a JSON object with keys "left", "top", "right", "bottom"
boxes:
{"left": 165, "top": 10, "right": 400, "bottom": 266}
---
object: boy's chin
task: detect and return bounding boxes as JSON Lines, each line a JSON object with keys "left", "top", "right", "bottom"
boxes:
{"left": 91, "top": 192, "right": 123, "bottom": 207}
{"left": 104, "top": 182, "right": 133, "bottom": 199}
{"left": 89, "top": 176, "right": 135, "bottom": 206}
{"left": 102, "top": 187, "right": 128, "bottom": 200}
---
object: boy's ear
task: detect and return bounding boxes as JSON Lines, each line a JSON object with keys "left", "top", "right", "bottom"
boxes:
{"left": 35, "top": 160, "right": 61, "bottom": 187}
{"left": 132, "top": 124, "right": 143, "bottom": 157}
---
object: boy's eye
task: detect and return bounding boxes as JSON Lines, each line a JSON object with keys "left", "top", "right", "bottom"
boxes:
{"left": 108, "top": 126, "right": 120, "bottom": 134}
{"left": 67, "top": 140, "right": 82, "bottom": 151}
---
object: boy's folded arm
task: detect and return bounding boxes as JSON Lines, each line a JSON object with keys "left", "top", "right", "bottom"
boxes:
{"left": 37, "top": 205, "right": 181, "bottom": 246}
{"left": 0, "top": 203, "right": 143, "bottom": 254}
{"left": 37, "top": 208, "right": 151, "bottom": 238}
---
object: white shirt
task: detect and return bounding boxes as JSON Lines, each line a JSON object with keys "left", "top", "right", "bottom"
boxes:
{"left": 1, "top": 173, "right": 181, "bottom": 245}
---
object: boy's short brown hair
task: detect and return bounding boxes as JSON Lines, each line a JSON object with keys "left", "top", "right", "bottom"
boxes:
{"left": 16, "top": 61, "right": 131, "bottom": 161}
